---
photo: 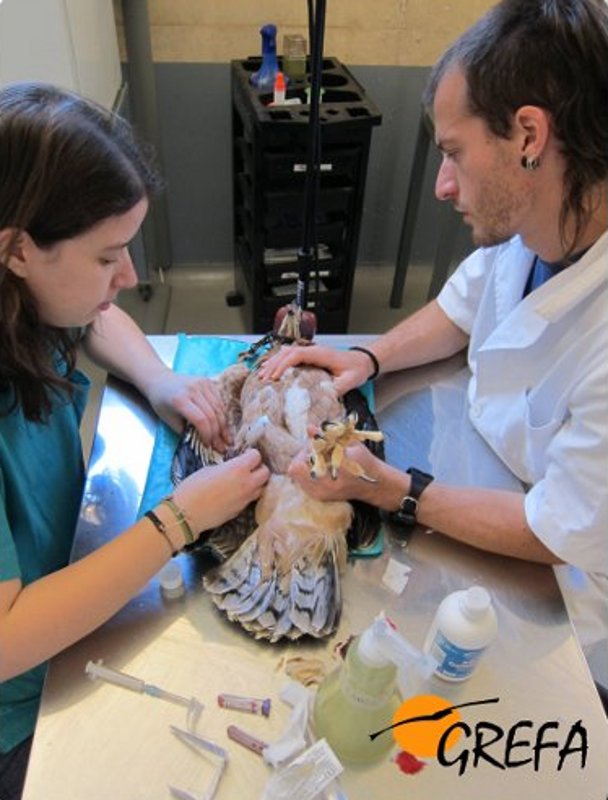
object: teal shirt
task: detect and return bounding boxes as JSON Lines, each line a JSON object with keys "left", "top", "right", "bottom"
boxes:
{"left": 0, "top": 368, "right": 90, "bottom": 752}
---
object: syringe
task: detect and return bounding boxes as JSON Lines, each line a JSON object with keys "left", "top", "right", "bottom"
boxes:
{"left": 85, "top": 660, "right": 204, "bottom": 729}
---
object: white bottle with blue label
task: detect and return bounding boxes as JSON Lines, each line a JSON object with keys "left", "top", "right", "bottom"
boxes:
{"left": 424, "top": 586, "right": 498, "bottom": 682}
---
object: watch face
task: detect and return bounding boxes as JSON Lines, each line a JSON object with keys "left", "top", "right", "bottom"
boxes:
{"left": 393, "top": 497, "right": 418, "bottom": 527}
{"left": 402, "top": 497, "right": 418, "bottom": 514}
{"left": 395, "top": 468, "right": 434, "bottom": 528}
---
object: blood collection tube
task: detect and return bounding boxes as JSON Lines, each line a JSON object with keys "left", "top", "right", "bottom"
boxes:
{"left": 217, "top": 693, "right": 271, "bottom": 717}
{"left": 227, "top": 725, "right": 268, "bottom": 756}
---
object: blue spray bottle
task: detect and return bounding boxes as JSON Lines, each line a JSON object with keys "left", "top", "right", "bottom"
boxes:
{"left": 250, "top": 24, "right": 279, "bottom": 92}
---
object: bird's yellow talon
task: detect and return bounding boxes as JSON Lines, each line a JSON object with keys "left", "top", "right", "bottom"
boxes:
{"left": 353, "top": 429, "right": 384, "bottom": 442}
{"left": 308, "top": 414, "right": 383, "bottom": 481}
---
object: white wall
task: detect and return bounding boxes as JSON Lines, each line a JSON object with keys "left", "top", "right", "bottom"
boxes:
{"left": 0, "top": 0, "right": 121, "bottom": 108}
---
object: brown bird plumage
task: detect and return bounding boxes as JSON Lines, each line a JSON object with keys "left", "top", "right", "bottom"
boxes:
{"left": 172, "top": 360, "right": 383, "bottom": 642}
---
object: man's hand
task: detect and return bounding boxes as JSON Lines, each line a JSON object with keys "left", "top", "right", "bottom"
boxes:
{"left": 288, "top": 439, "right": 385, "bottom": 504}
{"left": 256, "top": 344, "right": 374, "bottom": 396}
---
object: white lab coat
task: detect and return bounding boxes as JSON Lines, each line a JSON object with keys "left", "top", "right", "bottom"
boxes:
{"left": 437, "top": 232, "right": 608, "bottom": 648}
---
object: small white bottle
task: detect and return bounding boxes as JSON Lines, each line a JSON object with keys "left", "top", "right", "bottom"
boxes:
{"left": 273, "top": 71, "right": 286, "bottom": 105}
{"left": 158, "top": 561, "right": 185, "bottom": 600}
{"left": 424, "top": 586, "right": 497, "bottom": 682}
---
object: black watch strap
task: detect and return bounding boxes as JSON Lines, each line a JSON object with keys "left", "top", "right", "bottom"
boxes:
{"left": 392, "top": 467, "right": 434, "bottom": 527}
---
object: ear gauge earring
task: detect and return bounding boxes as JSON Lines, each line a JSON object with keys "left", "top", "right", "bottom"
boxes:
{"left": 521, "top": 155, "right": 541, "bottom": 170}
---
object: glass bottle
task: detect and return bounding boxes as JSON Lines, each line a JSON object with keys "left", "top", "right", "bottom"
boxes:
{"left": 283, "top": 34, "right": 307, "bottom": 82}
{"left": 250, "top": 23, "right": 279, "bottom": 92}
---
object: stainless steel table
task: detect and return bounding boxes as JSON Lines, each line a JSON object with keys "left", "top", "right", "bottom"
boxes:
{"left": 22, "top": 336, "right": 608, "bottom": 799}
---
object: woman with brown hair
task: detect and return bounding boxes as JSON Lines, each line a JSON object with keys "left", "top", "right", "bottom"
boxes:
{"left": 0, "top": 82, "right": 269, "bottom": 799}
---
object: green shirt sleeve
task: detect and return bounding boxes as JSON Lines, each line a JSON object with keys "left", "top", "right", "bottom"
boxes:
{"left": 0, "top": 473, "right": 21, "bottom": 581}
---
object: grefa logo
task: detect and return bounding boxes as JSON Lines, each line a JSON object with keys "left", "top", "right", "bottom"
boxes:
{"left": 370, "top": 695, "right": 588, "bottom": 775}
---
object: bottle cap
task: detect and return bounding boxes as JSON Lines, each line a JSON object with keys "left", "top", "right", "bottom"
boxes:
{"left": 159, "top": 561, "right": 185, "bottom": 599}
{"left": 357, "top": 625, "right": 391, "bottom": 667}
{"left": 462, "top": 586, "right": 491, "bottom": 618}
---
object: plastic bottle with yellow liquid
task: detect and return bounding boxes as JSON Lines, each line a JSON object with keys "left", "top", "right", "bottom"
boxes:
{"left": 313, "top": 614, "right": 436, "bottom": 764}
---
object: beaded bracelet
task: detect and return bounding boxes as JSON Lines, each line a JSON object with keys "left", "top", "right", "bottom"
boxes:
{"left": 161, "top": 496, "right": 195, "bottom": 546}
{"left": 145, "top": 509, "right": 178, "bottom": 557}
{"left": 349, "top": 346, "right": 380, "bottom": 381}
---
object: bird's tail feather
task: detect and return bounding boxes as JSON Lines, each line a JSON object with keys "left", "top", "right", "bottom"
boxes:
{"left": 204, "top": 521, "right": 345, "bottom": 641}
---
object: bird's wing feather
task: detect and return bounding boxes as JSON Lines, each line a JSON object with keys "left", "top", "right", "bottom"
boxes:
{"left": 173, "top": 358, "right": 382, "bottom": 642}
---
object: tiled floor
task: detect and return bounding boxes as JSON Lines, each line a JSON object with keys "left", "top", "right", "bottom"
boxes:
{"left": 117, "top": 261, "right": 431, "bottom": 336}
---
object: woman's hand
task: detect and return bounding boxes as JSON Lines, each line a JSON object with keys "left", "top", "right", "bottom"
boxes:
{"left": 256, "top": 344, "right": 374, "bottom": 396}
{"left": 173, "top": 449, "right": 270, "bottom": 536}
{"left": 146, "top": 371, "right": 232, "bottom": 452}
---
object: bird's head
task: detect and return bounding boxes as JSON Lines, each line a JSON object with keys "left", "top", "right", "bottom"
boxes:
{"left": 273, "top": 302, "right": 316, "bottom": 342}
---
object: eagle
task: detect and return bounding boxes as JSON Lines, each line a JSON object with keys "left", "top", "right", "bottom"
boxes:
{"left": 171, "top": 331, "right": 384, "bottom": 642}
